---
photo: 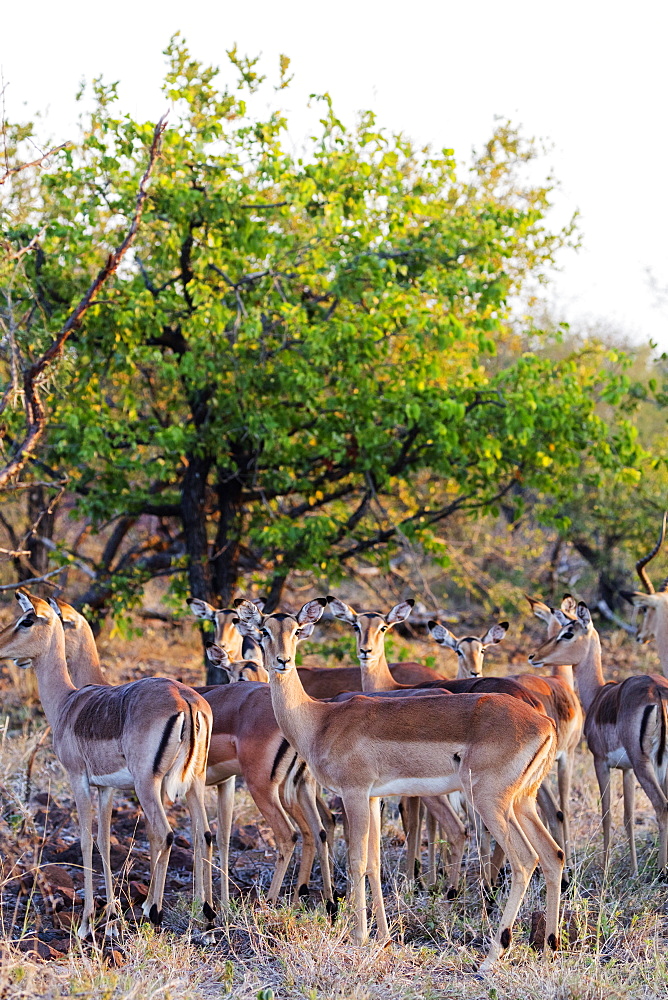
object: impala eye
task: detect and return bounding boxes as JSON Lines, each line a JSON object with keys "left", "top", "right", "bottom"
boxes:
{"left": 19, "top": 616, "right": 35, "bottom": 629}
{"left": 380, "top": 626, "right": 388, "bottom": 633}
{"left": 261, "top": 629, "right": 270, "bottom": 639}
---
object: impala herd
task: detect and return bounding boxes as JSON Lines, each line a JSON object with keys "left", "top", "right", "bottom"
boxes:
{"left": 5, "top": 519, "right": 668, "bottom": 972}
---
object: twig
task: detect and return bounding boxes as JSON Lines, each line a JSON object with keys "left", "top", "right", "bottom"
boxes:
{"left": 0, "top": 567, "right": 63, "bottom": 591}
{"left": 0, "top": 142, "right": 72, "bottom": 186}
{"left": 0, "top": 115, "right": 167, "bottom": 491}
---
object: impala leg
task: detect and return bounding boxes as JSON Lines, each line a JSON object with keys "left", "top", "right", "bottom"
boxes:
{"left": 244, "top": 772, "right": 297, "bottom": 903}
{"left": 489, "top": 842, "right": 506, "bottom": 886}
{"left": 557, "top": 752, "right": 574, "bottom": 867}
{"left": 425, "top": 808, "right": 437, "bottom": 886}
{"left": 513, "top": 794, "right": 564, "bottom": 959}
{"left": 96, "top": 785, "right": 120, "bottom": 934}
{"left": 72, "top": 775, "right": 95, "bottom": 940}
{"left": 537, "top": 783, "right": 564, "bottom": 855}
{"left": 476, "top": 801, "right": 537, "bottom": 971}
{"left": 342, "top": 791, "right": 371, "bottom": 945}
{"left": 136, "top": 778, "right": 173, "bottom": 926}
{"left": 185, "top": 780, "right": 215, "bottom": 922}
{"left": 421, "top": 794, "right": 466, "bottom": 896}
{"left": 629, "top": 757, "right": 668, "bottom": 871}
{"left": 593, "top": 758, "right": 613, "bottom": 871}
{"left": 286, "top": 790, "right": 317, "bottom": 904}
{"left": 403, "top": 797, "right": 423, "bottom": 883}
{"left": 215, "top": 777, "right": 235, "bottom": 908}
{"left": 366, "top": 796, "right": 390, "bottom": 942}
{"left": 295, "top": 775, "right": 334, "bottom": 908}
{"left": 622, "top": 769, "right": 638, "bottom": 875}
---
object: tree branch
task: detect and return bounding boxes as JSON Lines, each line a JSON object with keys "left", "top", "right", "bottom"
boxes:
{"left": 0, "top": 116, "right": 167, "bottom": 491}
{"left": 0, "top": 142, "right": 71, "bottom": 186}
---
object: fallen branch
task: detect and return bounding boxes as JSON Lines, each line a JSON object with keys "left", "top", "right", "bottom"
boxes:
{"left": 0, "top": 115, "right": 167, "bottom": 491}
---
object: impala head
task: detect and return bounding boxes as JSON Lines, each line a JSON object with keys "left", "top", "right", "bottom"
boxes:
{"left": 619, "top": 513, "right": 668, "bottom": 644}
{"left": 0, "top": 590, "right": 61, "bottom": 666}
{"left": 205, "top": 642, "right": 270, "bottom": 683}
{"left": 328, "top": 597, "right": 414, "bottom": 664}
{"left": 427, "top": 619, "right": 509, "bottom": 678}
{"left": 232, "top": 598, "right": 327, "bottom": 674}
{"left": 188, "top": 597, "right": 265, "bottom": 657}
{"left": 528, "top": 601, "right": 594, "bottom": 668}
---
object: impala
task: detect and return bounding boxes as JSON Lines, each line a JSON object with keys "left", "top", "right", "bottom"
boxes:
{"left": 329, "top": 597, "right": 557, "bottom": 884}
{"left": 620, "top": 513, "right": 668, "bottom": 676}
{"left": 529, "top": 600, "right": 668, "bottom": 873}
{"left": 4, "top": 591, "right": 214, "bottom": 939}
{"left": 429, "top": 598, "right": 584, "bottom": 866}
{"left": 233, "top": 598, "right": 564, "bottom": 970}
{"left": 51, "top": 597, "right": 332, "bottom": 910}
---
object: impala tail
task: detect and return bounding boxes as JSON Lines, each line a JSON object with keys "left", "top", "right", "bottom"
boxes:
{"left": 162, "top": 702, "right": 210, "bottom": 802}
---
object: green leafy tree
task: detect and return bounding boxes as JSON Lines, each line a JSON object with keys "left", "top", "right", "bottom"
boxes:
{"left": 0, "top": 39, "right": 645, "bottom": 659}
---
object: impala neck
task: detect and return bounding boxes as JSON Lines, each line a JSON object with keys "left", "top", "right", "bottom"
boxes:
{"left": 358, "top": 649, "right": 396, "bottom": 692}
{"left": 572, "top": 631, "right": 605, "bottom": 712}
{"left": 654, "top": 604, "right": 668, "bottom": 672}
{"left": 268, "top": 665, "right": 322, "bottom": 753}
{"left": 32, "top": 627, "right": 77, "bottom": 732}
{"left": 551, "top": 663, "right": 575, "bottom": 688}
{"left": 66, "top": 625, "right": 106, "bottom": 687}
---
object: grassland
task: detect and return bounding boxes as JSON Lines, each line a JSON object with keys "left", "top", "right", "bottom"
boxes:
{"left": 1, "top": 615, "right": 668, "bottom": 999}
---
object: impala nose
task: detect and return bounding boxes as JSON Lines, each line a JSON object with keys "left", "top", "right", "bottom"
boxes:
{"left": 359, "top": 648, "right": 371, "bottom": 657}
{"left": 276, "top": 655, "right": 291, "bottom": 668}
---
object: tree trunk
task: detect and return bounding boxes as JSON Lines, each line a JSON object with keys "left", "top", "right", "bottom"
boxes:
{"left": 181, "top": 453, "right": 220, "bottom": 682}
{"left": 212, "top": 470, "right": 243, "bottom": 606}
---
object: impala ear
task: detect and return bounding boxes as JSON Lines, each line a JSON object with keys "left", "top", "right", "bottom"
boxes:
{"left": 251, "top": 597, "right": 266, "bottom": 612}
{"left": 48, "top": 597, "right": 77, "bottom": 629}
{"left": 481, "top": 621, "right": 509, "bottom": 645}
{"left": 525, "top": 594, "right": 552, "bottom": 623}
{"left": 232, "top": 616, "right": 262, "bottom": 641}
{"left": 576, "top": 601, "right": 592, "bottom": 628}
{"left": 386, "top": 599, "right": 414, "bottom": 626}
{"left": 327, "top": 597, "right": 357, "bottom": 625}
{"left": 16, "top": 590, "right": 37, "bottom": 615}
{"left": 619, "top": 590, "right": 658, "bottom": 608}
{"left": 48, "top": 597, "right": 63, "bottom": 619}
{"left": 234, "top": 600, "right": 264, "bottom": 627}
{"left": 296, "top": 598, "right": 327, "bottom": 627}
{"left": 561, "top": 593, "right": 578, "bottom": 616}
{"left": 427, "top": 620, "right": 458, "bottom": 650}
{"left": 553, "top": 609, "right": 571, "bottom": 627}
{"left": 297, "top": 621, "right": 316, "bottom": 639}
{"left": 241, "top": 634, "right": 263, "bottom": 665}
{"left": 187, "top": 598, "right": 217, "bottom": 621}
{"left": 205, "top": 643, "right": 230, "bottom": 668}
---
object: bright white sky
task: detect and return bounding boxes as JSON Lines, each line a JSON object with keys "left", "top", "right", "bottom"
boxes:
{"left": 3, "top": 0, "right": 667, "bottom": 347}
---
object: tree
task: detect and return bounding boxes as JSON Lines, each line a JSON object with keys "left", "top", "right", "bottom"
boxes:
{"left": 0, "top": 40, "right": 644, "bottom": 659}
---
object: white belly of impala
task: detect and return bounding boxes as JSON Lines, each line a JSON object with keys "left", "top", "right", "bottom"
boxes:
{"left": 606, "top": 748, "right": 631, "bottom": 769}
{"left": 89, "top": 767, "right": 134, "bottom": 789}
{"left": 372, "top": 775, "right": 460, "bottom": 797}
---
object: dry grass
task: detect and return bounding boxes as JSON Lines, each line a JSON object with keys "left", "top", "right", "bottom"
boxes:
{"left": 2, "top": 620, "right": 668, "bottom": 999}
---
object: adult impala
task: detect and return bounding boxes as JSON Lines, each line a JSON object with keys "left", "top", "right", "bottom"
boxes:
{"left": 621, "top": 513, "right": 668, "bottom": 676}
{"left": 430, "top": 596, "right": 584, "bottom": 866}
{"left": 233, "top": 598, "right": 564, "bottom": 970}
{"left": 51, "top": 596, "right": 332, "bottom": 911}
{"left": 3, "top": 591, "right": 214, "bottom": 939}
{"left": 529, "top": 600, "right": 668, "bottom": 873}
